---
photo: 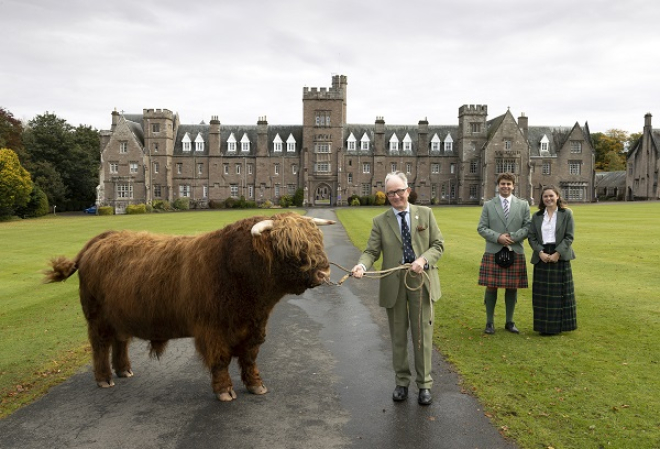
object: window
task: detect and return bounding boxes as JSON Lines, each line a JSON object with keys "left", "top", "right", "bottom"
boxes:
{"left": 287, "top": 134, "right": 296, "bottom": 152}
{"left": 348, "top": 173, "right": 353, "bottom": 183}
{"left": 176, "top": 163, "right": 182, "bottom": 174}
{"left": 569, "top": 162, "right": 581, "bottom": 175}
{"left": 274, "top": 164, "right": 280, "bottom": 175}
{"left": 203, "top": 185, "right": 208, "bottom": 198}
{"left": 431, "top": 142, "right": 440, "bottom": 152}
{"left": 471, "top": 122, "right": 482, "bottom": 133}
{"left": 361, "top": 140, "right": 369, "bottom": 151}
{"left": 153, "top": 162, "right": 159, "bottom": 173}
{"left": 198, "top": 163, "right": 203, "bottom": 175}
{"left": 153, "top": 143, "right": 159, "bottom": 153}
{"left": 361, "top": 183, "right": 371, "bottom": 196}
{"left": 241, "top": 142, "right": 250, "bottom": 152}
{"left": 315, "top": 143, "right": 331, "bottom": 153}
{"left": 470, "top": 161, "right": 478, "bottom": 174}
{"left": 230, "top": 185, "right": 238, "bottom": 197}
{"left": 315, "top": 111, "right": 331, "bottom": 127}
{"left": 130, "top": 162, "right": 138, "bottom": 174}
{"left": 450, "top": 163, "right": 456, "bottom": 174}
{"left": 403, "top": 142, "right": 412, "bottom": 152}
{"left": 119, "top": 142, "right": 127, "bottom": 153}
{"left": 431, "top": 163, "right": 440, "bottom": 174}
{"left": 183, "top": 141, "right": 191, "bottom": 152}
{"left": 228, "top": 142, "right": 236, "bottom": 152}
{"left": 570, "top": 141, "right": 582, "bottom": 153}
{"left": 389, "top": 141, "right": 398, "bottom": 152}
{"left": 235, "top": 164, "right": 240, "bottom": 175}
{"left": 496, "top": 159, "right": 517, "bottom": 173}
{"left": 505, "top": 141, "right": 511, "bottom": 150}
{"left": 362, "top": 163, "right": 370, "bottom": 174}
{"left": 248, "top": 185, "right": 254, "bottom": 198}
{"left": 541, "top": 142, "right": 549, "bottom": 152}
{"left": 316, "top": 163, "right": 331, "bottom": 173}
{"left": 152, "top": 123, "right": 160, "bottom": 133}
{"left": 542, "top": 162, "right": 551, "bottom": 175}
{"left": 292, "top": 164, "right": 297, "bottom": 174}
{"left": 274, "top": 142, "right": 283, "bottom": 152}
{"left": 348, "top": 140, "right": 356, "bottom": 151}
{"left": 153, "top": 185, "right": 161, "bottom": 198}
{"left": 471, "top": 141, "right": 476, "bottom": 151}
{"left": 567, "top": 186, "right": 584, "bottom": 200}
{"left": 287, "top": 184, "right": 296, "bottom": 196}
{"left": 391, "top": 163, "right": 397, "bottom": 173}
{"left": 223, "top": 164, "right": 229, "bottom": 175}
{"left": 179, "top": 185, "right": 190, "bottom": 197}
{"left": 406, "top": 163, "right": 412, "bottom": 174}
{"left": 195, "top": 140, "right": 204, "bottom": 152}
{"left": 275, "top": 185, "right": 280, "bottom": 198}
{"left": 248, "top": 164, "right": 253, "bottom": 175}
{"left": 469, "top": 185, "right": 478, "bottom": 199}
{"left": 116, "top": 184, "right": 133, "bottom": 198}
{"left": 109, "top": 163, "right": 118, "bottom": 174}
{"left": 431, "top": 184, "right": 437, "bottom": 198}
{"left": 444, "top": 141, "right": 452, "bottom": 152}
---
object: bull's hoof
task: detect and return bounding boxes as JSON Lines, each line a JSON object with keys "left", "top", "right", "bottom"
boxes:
{"left": 247, "top": 383, "right": 268, "bottom": 395}
{"left": 97, "top": 379, "right": 115, "bottom": 388}
{"left": 117, "top": 370, "right": 134, "bottom": 378}
{"left": 216, "top": 388, "right": 237, "bottom": 402}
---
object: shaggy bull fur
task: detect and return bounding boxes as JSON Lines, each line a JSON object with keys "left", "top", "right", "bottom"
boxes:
{"left": 43, "top": 212, "right": 332, "bottom": 401}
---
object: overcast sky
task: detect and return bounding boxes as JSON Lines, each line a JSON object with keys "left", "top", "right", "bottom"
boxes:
{"left": 2, "top": 0, "right": 659, "bottom": 135}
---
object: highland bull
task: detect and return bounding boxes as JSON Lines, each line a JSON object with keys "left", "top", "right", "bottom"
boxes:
{"left": 43, "top": 212, "right": 334, "bottom": 401}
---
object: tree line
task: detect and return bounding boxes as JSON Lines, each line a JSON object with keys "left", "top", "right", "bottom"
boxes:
{"left": 0, "top": 107, "right": 100, "bottom": 219}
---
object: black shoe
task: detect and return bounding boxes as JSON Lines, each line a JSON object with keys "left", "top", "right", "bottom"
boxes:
{"left": 505, "top": 322, "right": 520, "bottom": 334}
{"left": 418, "top": 388, "right": 432, "bottom": 406}
{"left": 484, "top": 323, "right": 495, "bottom": 334}
{"left": 392, "top": 386, "right": 408, "bottom": 402}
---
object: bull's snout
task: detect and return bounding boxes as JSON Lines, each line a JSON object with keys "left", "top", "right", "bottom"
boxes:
{"left": 314, "top": 267, "right": 331, "bottom": 286}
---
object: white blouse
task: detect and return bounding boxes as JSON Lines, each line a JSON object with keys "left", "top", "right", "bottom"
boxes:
{"left": 541, "top": 209, "right": 557, "bottom": 244}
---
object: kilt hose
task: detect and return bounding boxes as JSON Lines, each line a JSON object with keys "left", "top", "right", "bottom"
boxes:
{"left": 478, "top": 252, "right": 528, "bottom": 289}
{"left": 532, "top": 260, "right": 577, "bottom": 334}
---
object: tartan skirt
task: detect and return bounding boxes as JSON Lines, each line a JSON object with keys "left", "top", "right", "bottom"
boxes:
{"left": 478, "top": 252, "right": 528, "bottom": 289}
{"left": 532, "top": 260, "right": 577, "bottom": 334}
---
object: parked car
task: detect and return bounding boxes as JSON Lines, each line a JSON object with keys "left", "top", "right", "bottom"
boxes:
{"left": 84, "top": 205, "right": 98, "bottom": 215}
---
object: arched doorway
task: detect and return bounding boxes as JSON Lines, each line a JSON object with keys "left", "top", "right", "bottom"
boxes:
{"left": 314, "top": 183, "right": 332, "bottom": 206}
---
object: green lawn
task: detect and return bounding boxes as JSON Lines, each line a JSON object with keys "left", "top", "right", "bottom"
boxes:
{"left": 0, "top": 209, "right": 291, "bottom": 417}
{"left": 2, "top": 204, "right": 660, "bottom": 449}
{"left": 337, "top": 202, "right": 660, "bottom": 449}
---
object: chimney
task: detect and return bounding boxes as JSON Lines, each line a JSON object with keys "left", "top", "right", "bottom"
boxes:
{"left": 518, "top": 113, "right": 528, "bottom": 139}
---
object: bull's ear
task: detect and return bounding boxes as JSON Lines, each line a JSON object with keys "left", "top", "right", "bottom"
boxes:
{"left": 305, "top": 217, "right": 336, "bottom": 226}
{"left": 251, "top": 219, "right": 274, "bottom": 236}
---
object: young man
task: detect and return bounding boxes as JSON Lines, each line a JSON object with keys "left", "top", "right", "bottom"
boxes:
{"left": 477, "top": 173, "right": 531, "bottom": 334}
{"left": 351, "top": 172, "right": 444, "bottom": 405}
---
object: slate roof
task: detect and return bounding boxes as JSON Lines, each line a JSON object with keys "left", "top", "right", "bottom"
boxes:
{"left": 174, "top": 124, "right": 210, "bottom": 155}
{"left": 527, "top": 126, "right": 572, "bottom": 157}
{"left": 595, "top": 171, "right": 626, "bottom": 188}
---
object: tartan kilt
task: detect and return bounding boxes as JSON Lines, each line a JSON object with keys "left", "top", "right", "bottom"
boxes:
{"left": 478, "top": 252, "right": 528, "bottom": 289}
{"left": 532, "top": 260, "right": 577, "bottom": 334}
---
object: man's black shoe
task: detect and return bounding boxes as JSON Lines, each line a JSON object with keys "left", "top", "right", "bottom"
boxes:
{"left": 484, "top": 323, "right": 495, "bottom": 334}
{"left": 505, "top": 322, "right": 520, "bottom": 334}
{"left": 392, "top": 386, "right": 408, "bottom": 402}
{"left": 418, "top": 388, "right": 432, "bottom": 405}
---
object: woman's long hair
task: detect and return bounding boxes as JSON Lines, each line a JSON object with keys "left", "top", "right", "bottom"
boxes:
{"left": 537, "top": 185, "right": 566, "bottom": 212}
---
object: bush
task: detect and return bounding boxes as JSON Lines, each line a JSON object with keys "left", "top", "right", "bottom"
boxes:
{"left": 126, "top": 204, "right": 147, "bottom": 214}
{"left": 208, "top": 199, "right": 224, "bottom": 209}
{"left": 98, "top": 206, "right": 113, "bottom": 215}
{"left": 360, "top": 195, "right": 375, "bottom": 206}
{"left": 374, "top": 191, "right": 386, "bottom": 206}
{"left": 293, "top": 188, "right": 305, "bottom": 207}
{"left": 153, "top": 200, "right": 172, "bottom": 211}
{"left": 16, "top": 185, "right": 49, "bottom": 218}
{"left": 261, "top": 200, "right": 273, "bottom": 209}
{"left": 348, "top": 194, "right": 360, "bottom": 205}
{"left": 173, "top": 197, "right": 190, "bottom": 210}
{"left": 350, "top": 198, "right": 361, "bottom": 206}
{"left": 408, "top": 190, "right": 418, "bottom": 204}
{"left": 431, "top": 197, "right": 439, "bottom": 205}
{"left": 278, "top": 195, "right": 293, "bottom": 208}
{"left": 223, "top": 197, "right": 236, "bottom": 209}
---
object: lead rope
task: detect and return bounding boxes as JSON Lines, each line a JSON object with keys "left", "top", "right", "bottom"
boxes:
{"left": 326, "top": 262, "right": 432, "bottom": 350}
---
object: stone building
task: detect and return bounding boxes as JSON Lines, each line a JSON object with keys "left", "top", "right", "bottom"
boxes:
{"left": 98, "top": 74, "right": 595, "bottom": 211}
{"left": 626, "top": 113, "right": 659, "bottom": 200}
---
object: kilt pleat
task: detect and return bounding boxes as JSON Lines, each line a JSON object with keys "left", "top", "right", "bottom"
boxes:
{"left": 532, "top": 260, "right": 577, "bottom": 334}
{"left": 478, "top": 252, "right": 528, "bottom": 289}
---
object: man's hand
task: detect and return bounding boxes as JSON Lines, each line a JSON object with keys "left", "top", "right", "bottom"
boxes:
{"left": 497, "top": 233, "right": 514, "bottom": 246}
{"left": 410, "top": 257, "right": 426, "bottom": 274}
{"left": 351, "top": 264, "right": 365, "bottom": 279}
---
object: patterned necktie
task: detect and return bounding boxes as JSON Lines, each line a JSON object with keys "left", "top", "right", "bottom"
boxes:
{"left": 503, "top": 198, "right": 509, "bottom": 220}
{"left": 398, "top": 211, "right": 415, "bottom": 264}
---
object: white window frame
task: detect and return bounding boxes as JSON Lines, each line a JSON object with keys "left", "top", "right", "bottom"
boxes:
{"left": 179, "top": 185, "right": 190, "bottom": 198}
{"left": 129, "top": 162, "right": 138, "bottom": 174}
{"left": 431, "top": 163, "right": 440, "bottom": 174}
{"left": 230, "top": 185, "right": 239, "bottom": 198}
{"left": 119, "top": 142, "right": 127, "bottom": 153}
{"left": 110, "top": 163, "right": 119, "bottom": 174}
{"left": 116, "top": 184, "right": 133, "bottom": 199}
{"left": 362, "top": 163, "right": 370, "bottom": 174}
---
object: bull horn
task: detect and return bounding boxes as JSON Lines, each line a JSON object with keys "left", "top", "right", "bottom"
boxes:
{"left": 304, "top": 217, "right": 336, "bottom": 226}
{"left": 251, "top": 219, "right": 274, "bottom": 236}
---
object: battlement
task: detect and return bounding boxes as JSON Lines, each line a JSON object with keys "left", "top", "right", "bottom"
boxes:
{"left": 143, "top": 108, "right": 175, "bottom": 119}
{"left": 303, "top": 86, "right": 345, "bottom": 100}
{"left": 458, "top": 104, "right": 488, "bottom": 116}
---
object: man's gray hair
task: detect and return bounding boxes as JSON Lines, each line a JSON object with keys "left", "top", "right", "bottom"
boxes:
{"left": 385, "top": 171, "right": 408, "bottom": 188}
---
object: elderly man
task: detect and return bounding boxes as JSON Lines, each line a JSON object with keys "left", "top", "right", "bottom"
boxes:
{"left": 351, "top": 172, "right": 444, "bottom": 405}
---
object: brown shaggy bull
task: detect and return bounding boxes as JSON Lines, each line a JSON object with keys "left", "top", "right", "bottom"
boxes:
{"left": 43, "top": 212, "right": 333, "bottom": 401}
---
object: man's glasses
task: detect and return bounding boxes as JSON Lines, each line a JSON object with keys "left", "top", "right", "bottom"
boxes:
{"left": 386, "top": 188, "right": 408, "bottom": 198}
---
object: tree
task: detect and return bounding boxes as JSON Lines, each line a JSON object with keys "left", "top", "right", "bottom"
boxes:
{"left": 0, "top": 107, "right": 27, "bottom": 162}
{"left": 0, "top": 148, "right": 33, "bottom": 217}
{"left": 591, "top": 129, "right": 627, "bottom": 171}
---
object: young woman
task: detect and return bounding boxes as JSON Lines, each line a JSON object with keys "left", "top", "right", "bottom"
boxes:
{"left": 528, "top": 185, "right": 577, "bottom": 335}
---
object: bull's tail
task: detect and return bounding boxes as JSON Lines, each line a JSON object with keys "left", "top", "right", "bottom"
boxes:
{"left": 42, "top": 256, "right": 78, "bottom": 283}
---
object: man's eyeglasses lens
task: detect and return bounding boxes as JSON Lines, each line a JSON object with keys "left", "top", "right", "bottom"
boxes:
{"left": 386, "top": 188, "right": 407, "bottom": 198}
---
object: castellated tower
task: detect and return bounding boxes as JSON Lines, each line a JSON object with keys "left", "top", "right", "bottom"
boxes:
{"left": 143, "top": 109, "right": 177, "bottom": 202}
{"left": 302, "top": 74, "right": 348, "bottom": 205}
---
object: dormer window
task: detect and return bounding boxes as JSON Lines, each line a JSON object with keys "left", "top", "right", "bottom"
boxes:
{"left": 430, "top": 134, "right": 441, "bottom": 153}
{"left": 227, "top": 133, "right": 237, "bottom": 152}
{"left": 360, "top": 133, "right": 370, "bottom": 151}
{"left": 195, "top": 133, "right": 205, "bottom": 152}
{"left": 240, "top": 133, "right": 250, "bottom": 152}
{"left": 540, "top": 135, "right": 550, "bottom": 155}
{"left": 182, "top": 133, "right": 192, "bottom": 152}
{"left": 286, "top": 134, "right": 296, "bottom": 152}
{"left": 389, "top": 134, "right": 399, "bottom": 152}
{"left": 444, "top": 132, "right": 453, "bottom": 152}
{"left": 273, "top": 134, "right": 283, "bottom": 153}
{"left": 402, "top": 133, "right": 413, "bottom": 153}
{"left": 347, "top": 132, "right": 357, "bottom": 152}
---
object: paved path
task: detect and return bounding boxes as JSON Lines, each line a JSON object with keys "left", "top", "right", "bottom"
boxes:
{"left": 0, "top": 209, "right": 516, "bottom": 449}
